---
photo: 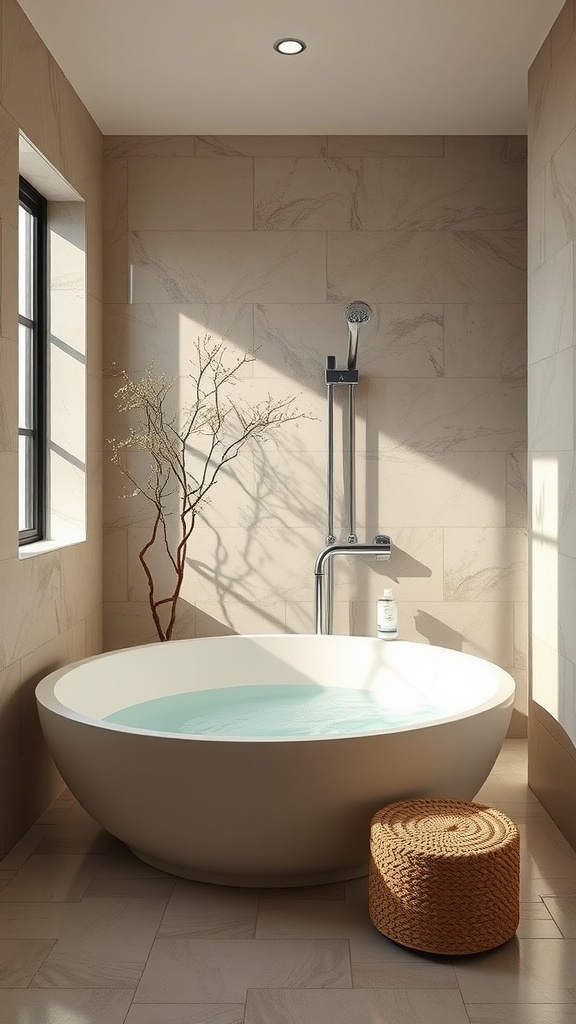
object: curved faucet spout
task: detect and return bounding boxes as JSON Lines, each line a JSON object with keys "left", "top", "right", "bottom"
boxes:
{"left": 314, "top": 537, "right": 391, "bottom": 634}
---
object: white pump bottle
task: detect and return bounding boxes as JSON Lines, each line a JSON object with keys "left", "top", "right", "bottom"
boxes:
{"left": 377, "top": 588, "right": 398, "bottom": 640}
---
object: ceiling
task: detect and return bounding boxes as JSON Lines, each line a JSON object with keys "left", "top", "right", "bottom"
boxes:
{"left": 18, "top": 0, "right": 565, "bottom": 135}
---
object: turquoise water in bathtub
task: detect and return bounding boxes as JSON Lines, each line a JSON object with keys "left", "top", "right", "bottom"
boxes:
{"left": 103, "top": 684, "right": 439, "bottom": 738}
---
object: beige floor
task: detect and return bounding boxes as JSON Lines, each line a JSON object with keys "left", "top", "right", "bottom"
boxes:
{"left": 0, "top": 740, "right": 575, "bottom": 1022}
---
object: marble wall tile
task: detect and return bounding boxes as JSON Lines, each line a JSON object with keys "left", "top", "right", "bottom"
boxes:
{"left": 0, "top": 339, "right": 16, "bottom": 452}
{"left": 104, "top": 303, "right": 254, "bottom": 377}
{"left": 129, "top": 157, "right": 253, "bottom": 231}
{"left": 528, "top": 35, "right": 552, "bottom": 183}
{"left": 559, "top": 552, "right": 576, "bottom": 664}
{"left": 48, "top": 203, "right": 86, "bottom": 292}
{"left": 103, "top": 530, "right": 128, "bottom": 604}
{"left": 528, "top": 348, "right": 573, "bottom": 452}
{"left": 1, "top": 221, "right": 18, "bottom": 342}
{"left": 103, "top": 601, "right": 172, "bottom": 651}
{"left": 1, "top": 0, "right": 60, "bottom": 168}
{"left": 254, "top": 303, "right": 443, "bottom": 382}
{"left": 87, "top": 295, "right": 103, "bottom": 382}
{"left": 529, "top": 31, "right": 576, "bottom": 182}
{"left": 85, "top": 177, "right": 104, "bottom": 305}
{"left": 255, "top": 158, "right": 363, "bottom": 231}
{"left": 50, "top": 346, "right": 85, "bottom": 464}
{"left": 551, "top": 0, "right": 575, "bottom": 61}
{"left": 366, "top": 378, "right": 526, "bottom": 455}
{"left": 1, "top": 9, "right": 97, "bottom": 193}
{"left": 103, "top": 159, "right": 128, "bottom": 305}
{"left": 85, "top": 607, "right": 103, "bottom": 658}
{"left": 444, "top": 303, "right": 526, "bottom": 380}
{"left": 443, "top": 137, "right": 527, "bottom": 164}
{"left": 194, "top": 601, "right": 286, "bottom": 637}
{"left": 531, "top": 455, "right": 561, "bottom": 651}
{"left": 352, "top": 527, "right": 444, "bottom": 603}
{"left": 130, "top": 231, "right": 326, "bottom": 304}
{"left": 0, "top": 0, "right": 105, "bottom": 859}
{"left": 285, "top": 602, "right": 350, "bottom": 637}
{"left": 0, "top": 663, "right": 21, "bottom": 769}
{"left": 0, "top": 453, "right": 17, "bottom": 561}
{"left": 59, "top": 538, "right": 102, "bottom": 627}
{"left": 196, "top": 136, "right": 327, "bottom": 157}
{"left": 181, "top": 525, "right": 325, "bottom": 606}
{"left": 559, "top": 654, "right": 576, "bottom": 747}
{"left": 515, "top": 601, "right": 529, "bottom": 671}
{"left": 101, "top": 136, "right": 526, "bottom": 732}
{"left": 507, "top": 452, "right": 528, "bottom": 527}
{"left": 252, "top": 449, "right": 339, "bottom": 532}
{"left": 103, "top": 454, "right": 161, "bottom": 534}
{"left": 182, "top": 373, "right": 365, "bottom": 455}
{"left": 528, "top": 243, "right": 573, "bottom": 364}
{"left": 510, "top": 668, "right": 528, "bottom": 726}
{"left": 87, "top": 362, "right": 103, "bottom": 459}
{"left": 327, "top": 137, "right": 444, "bottom": 158}
{"left": 532, "top": 635, "right": 562, "bottom": 723}
{"left": 327, "top": 231, "right": 526, "bottom": 304}
{"left": 350, "top": 600, "right": 515, "bottom": 665}
{"left": 360, "top": 451, "right": 506, "bottom": 529}
{"left": 361, "top": 155, "right": 526, "bottom": 231}
{"left": 50, "top": 291, "right": 86, "bottom": 359}
{"left": 559, "top": 451, "right": 576, "bottom": 558}
{"left": 444, "top": 527, "right": 528, "bottom": 602}
{"left": 105, "top": 136, "right": 196, "bottom": 159}
{"left": 0, "top": 555, "right": 63, "bottom": 669}
{"left": 0, "top": 107, "right": 19, "bottom": 228}
{"left": 547, "top": 128, "right": 576, "bottom": 257}
{"left": 3, "top": 743, "right": 64, "bottom": 853}
{"left": 20, "top": 624, "right": 85, "bottom": 752}
{"left": 528, "top": 168, "right": 546, "bottom": 273}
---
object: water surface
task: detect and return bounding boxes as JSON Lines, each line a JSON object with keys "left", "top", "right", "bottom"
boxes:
{"left": 104, "top": 683, "right": 439, "bottom": 738}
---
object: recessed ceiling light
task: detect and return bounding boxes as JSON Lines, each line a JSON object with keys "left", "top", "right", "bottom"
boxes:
{"left": 273, "top": 38, "right": 306, "bottom": 55}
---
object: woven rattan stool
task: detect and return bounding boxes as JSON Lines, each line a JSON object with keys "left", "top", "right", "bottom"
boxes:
{"left": 369, "top": 798, "right": 520, "bottom": 955}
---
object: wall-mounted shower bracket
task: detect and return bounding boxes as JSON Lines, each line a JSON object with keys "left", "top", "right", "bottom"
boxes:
{"left": 325, "top": 364, "right": 359, "bottom": 385}
{"left": 320, "top": 301, "right": 374, "bottom": 634}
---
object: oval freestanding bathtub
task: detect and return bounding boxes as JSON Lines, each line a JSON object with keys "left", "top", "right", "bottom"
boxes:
{"left": 36, "top": 634, "right": 515, "bottom": 887}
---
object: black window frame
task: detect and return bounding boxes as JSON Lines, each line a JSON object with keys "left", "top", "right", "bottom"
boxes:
{"left": 18, "top": 176, "right": 47, "bottom": 545}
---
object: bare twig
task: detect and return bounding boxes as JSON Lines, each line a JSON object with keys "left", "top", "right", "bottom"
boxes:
{"left": 107, "top": 337, "right": 307, "bottom": 641}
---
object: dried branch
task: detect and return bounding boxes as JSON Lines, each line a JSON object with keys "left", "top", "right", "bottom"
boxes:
{"left": 107, "top": 337, "right": 308, "bottom": 640}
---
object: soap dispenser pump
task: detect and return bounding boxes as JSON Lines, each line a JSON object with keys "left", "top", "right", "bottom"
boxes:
{"left": 377, "top": 588, "right": 398, "bottom": 640}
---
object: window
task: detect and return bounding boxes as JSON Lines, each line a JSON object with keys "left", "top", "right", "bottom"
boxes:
{"left": 18, "top": 176, "right": 47, "bottom": 545}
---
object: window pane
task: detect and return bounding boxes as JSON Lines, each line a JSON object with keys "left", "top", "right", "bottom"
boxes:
{"left": 18, "top": 204, "right": 34, "bottom": 321}
{"left": 18, "top": 433, "right": 34, "bottom": 533}
{"left": 18, "top": 322, "right": 34, "bottom": 431}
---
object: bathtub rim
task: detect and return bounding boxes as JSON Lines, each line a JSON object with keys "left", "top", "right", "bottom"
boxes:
{"left": 35, "top": 634, "right": 515, "bottom": 745}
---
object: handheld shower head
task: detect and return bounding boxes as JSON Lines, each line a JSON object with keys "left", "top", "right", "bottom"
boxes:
{"left": 344, "top": 301, "right": 372, "bottom": 370}
{"left": 345, "top": 301, "right": 372, "bottom": 326}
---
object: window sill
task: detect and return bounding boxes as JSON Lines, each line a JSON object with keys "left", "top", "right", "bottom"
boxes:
{"left": 18, "top": 535, "right": 86, "bottom": 559}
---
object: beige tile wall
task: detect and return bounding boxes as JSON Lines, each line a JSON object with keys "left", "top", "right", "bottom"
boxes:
{"left": 528, "top": 0, "right": 576, "bottom": 830}
{"left": 103, "top": 134, "right": 527, "bottom": 732}
{"left": 0, "top": 0, "right": 103, "bottom": 855}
